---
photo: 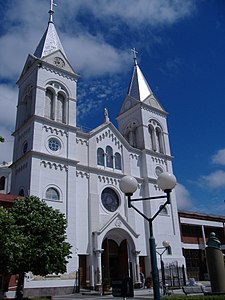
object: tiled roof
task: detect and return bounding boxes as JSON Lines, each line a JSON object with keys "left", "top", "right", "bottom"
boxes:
{"left": 0, "top": 194, "right": 19, "bottom": 206}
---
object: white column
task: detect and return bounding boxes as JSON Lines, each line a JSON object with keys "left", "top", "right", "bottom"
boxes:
{"left": 134, "top": 250, "right": 141, "bottom": 285}
{"left": 94, "top": 249, "right": 104, "bottom": 286}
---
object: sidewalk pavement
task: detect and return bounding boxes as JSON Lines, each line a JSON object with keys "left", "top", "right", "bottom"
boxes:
{"left": 53, "top": 287, "right": 184, "bottom": 300}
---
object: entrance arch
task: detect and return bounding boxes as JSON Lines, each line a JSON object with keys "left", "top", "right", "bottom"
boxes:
{"left": 102, "top": 239, "right": 129, "bottom": 281}
{"left": 101, "top": 228, "right": 136, "bottom": 284}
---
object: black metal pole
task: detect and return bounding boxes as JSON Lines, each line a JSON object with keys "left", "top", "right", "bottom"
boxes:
{"left": 149, "top": 221, "right": 160, "bottom": 300}
{"left": 124, "top": 189, "right": 172, "bottom": 300}
{"left": 161, "top": 258, "right": 166, "bottom": 295}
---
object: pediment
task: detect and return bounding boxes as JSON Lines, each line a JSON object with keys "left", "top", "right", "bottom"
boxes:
{"left": 118, "top": 95, "right": 140, "bottom": 116}
{"left": 143, "top": 94, "right": 166, "bottom": 112}
{"left": 89, "top": 122, "right": 131, "bottom": 151}
{"left": 97, "top": 212, "right": 139, "bottom": 238}
{"left": 19, "top": 55, "right": 37, "bottom": 79}
{"left": 41, "top": 50, "right": 76, "bottom": 74}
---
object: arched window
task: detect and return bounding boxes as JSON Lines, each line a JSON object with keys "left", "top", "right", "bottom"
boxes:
{"left": 45, "top": 89, "right": 54, "bottom": 119}
{"left": 149, "top": 120, "right": 165, "bottom": 154}
{"left": 97, "top": 148, "right": 104, "bottom": 166}
{"left": 156, "top": 127, "right": 164, "bottom": 153}
{"left": 115, "top": 152, "right": 122, "bottom": 170}
{"left": 45, "top": 187, "right": 60, "bottom": 201}
{"left": 19, "top": 188, "right": 25, "bottom": 196}
{"left": 125, "top": 121, "right": 138, "bottom": 147}
{"left": 0, "top": 176, "right": 6, "bottom": 190}
{"left": 149, "top": 124, "right": 156, "bottom": 151}
{"left": 106, "top": 146, "right": 113, "bottom": 168}
{"left": 56, "top": 93, "right": 65, "bottom": 123}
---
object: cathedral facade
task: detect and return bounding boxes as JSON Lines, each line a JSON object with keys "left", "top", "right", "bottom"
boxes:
{"left": 10, "top": 3, "right": 185, "bottom": 289}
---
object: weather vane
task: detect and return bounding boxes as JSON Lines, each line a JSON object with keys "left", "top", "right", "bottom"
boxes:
{"left": 131, "top": 48, "right": 138, "bottom": 65}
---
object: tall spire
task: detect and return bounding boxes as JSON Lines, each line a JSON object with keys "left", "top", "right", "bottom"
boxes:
{"left": 34, "top": 0, "right": 67, "bottom": 59}
{"left": 128, "top": 49, "right": 152, "bottom": 101}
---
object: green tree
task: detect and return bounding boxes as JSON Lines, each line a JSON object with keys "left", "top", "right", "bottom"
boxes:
{"left": 0, "top": 196, "right": 72, "bottom": 299}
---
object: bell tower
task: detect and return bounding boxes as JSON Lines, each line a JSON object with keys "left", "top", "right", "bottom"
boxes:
{"left": 117, "top": 48, "right": 170, "bottom": 155}
{"left": 117, "top": 50, "right": 182, "bottom": 258}
{"left": 11, "top": 1, "right": 79, "bottom": 196}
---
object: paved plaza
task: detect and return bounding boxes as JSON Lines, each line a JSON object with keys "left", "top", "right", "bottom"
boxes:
{"left": 53, "top": 288, "right": 155, "bottom": 300}
{"left": 53, "top": 288, "right": 185, "bottom": 300}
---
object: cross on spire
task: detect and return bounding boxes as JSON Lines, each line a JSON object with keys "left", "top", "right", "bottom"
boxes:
{"left": 49, "top": 0, "right": 57, "bottom": 23}
{"left": 131, "top": 48, "right": 138, "bottom": 66}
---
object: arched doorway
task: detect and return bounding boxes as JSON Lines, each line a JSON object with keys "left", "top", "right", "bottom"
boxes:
{"left": 102, "top": 238, "right": 129, "bottom": 282}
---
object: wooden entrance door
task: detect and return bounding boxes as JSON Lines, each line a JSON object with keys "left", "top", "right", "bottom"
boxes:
{"left": 102, "top": 238, "right": 129, "bottom": 282}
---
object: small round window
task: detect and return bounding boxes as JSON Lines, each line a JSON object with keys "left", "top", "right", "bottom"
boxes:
{"left": 155, "top": 166, "right": 163, "bottom": 177}
{"left": 48, "top": 138, "right": 61, "bottom": 152}
{"left": 101, "top": 188, "right": 119, "bottom": 212}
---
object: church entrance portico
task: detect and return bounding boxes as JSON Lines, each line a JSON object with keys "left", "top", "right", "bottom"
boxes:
{"left": 93, "top": 224, "right": 142, "bottom": 289}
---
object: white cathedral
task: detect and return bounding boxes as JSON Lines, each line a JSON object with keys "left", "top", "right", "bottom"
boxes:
{"left": 3, "top": 2, "right": 185, "bottom": 290}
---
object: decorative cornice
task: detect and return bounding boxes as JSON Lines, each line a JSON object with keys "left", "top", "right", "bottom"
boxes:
{"left": 41, "top": 65, "right": 77, "bottom": 82}
{"left": 96, "top": 129, "right": 122, "bottom": 149}
{"left": 18, "top": 127, "right": 31, "bottom": 141}
{"left": 151, "top": 156, "right": 167, "bottom": 165}
{"left": 129, "top": 153, "right": 139, "bottom": 160}
{"left": 76, "top": 138, "right": 88, "bottom": 146}
{"left": 141, "top": 105, "right": 166, "bottom": 118}
{"left": 76, "top": 171, "right": 89, "bottom": 178}
{"left": 43, "top": 125, "right": 68, "bottom": 137}
{"left": 40, "top": 160, "right": 68, "bottom": 171}
{"left": 15, "top": 162, "right": 28, "bottom": 175}
{"left": 98, "top": 175, "right": 120, "bottom": 185}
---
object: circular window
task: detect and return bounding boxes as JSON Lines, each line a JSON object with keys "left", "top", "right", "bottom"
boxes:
{"left": 155, "top": 166, "right": 163, "bottom": 177}
{"left": 101, "top": 188, "right": 119, "bottom": 212}
{"left": 48, "top": 138, "right": 61, "bottom": 152}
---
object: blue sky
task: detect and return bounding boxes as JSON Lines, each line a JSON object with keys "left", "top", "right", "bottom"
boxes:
{"left": 0, "top": 0, "right": 225, "bottom": 215}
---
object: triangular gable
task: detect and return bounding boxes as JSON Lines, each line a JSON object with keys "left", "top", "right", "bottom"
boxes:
{"left": 19, "top": 55, "right": 37, "bottom": 80}
{"left": 97, "top": 212, "right": 139, "bottom": 238}
{"left": 40, "top": 50, "right": 76, "bottom": 74}
{"left": 143, "top": 93, "right": 166, "bottom": 113}
{"left": 88, "top": 122, "right": 140, "bottom": 153}
{"left": 118, "top": 95, "right": 140, "bottom": 115}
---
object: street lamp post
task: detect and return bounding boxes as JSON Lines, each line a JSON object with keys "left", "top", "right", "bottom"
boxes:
{"left": 156, "top": 241, "right": 170, "bottom": 296}
{"left": 119, "top": 172, "right": 176, "bottom": 300}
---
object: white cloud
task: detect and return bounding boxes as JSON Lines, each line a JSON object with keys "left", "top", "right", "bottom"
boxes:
{"left": 63, "top": 34, "right": 130, "bottom": 78}
{"left": 77, "top": 78, "right": 123, "bottom": 125}
{"left": 0, "top": 126, "right": 14, "bottom": 163}
{"left": 77, "top": 0, "right": 195, "bottom": 27}
{"left": 0, "top": 0, "right": 195, "bottom": 161}
{"left": 200, "top": 170, "right": 225, "bottom": 190}
{"left": 0, "top": 84, "right": 17, "bottom": 128}
{"left": 0, "top": 84, "right": 17, "bottom": 162}
{"left": 0, "top": 0, "right": 195, "bottom": 81}
{"left": 212, "top": 148, "right": 225, "bottom": 166}
{"left": 175, "top": 183, "right": 193, "bottom": 209}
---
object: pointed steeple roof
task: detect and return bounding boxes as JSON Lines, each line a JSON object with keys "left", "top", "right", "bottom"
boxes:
{"left": 34, "top": 0, "right": 67, "bottom": 59}
{"left": 128, "top": 48, "right": 152, "bottom": 101}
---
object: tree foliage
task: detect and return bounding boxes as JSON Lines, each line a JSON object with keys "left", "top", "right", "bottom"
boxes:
{"left": 0, "top": 196, "right": 72, "bottom": 298}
